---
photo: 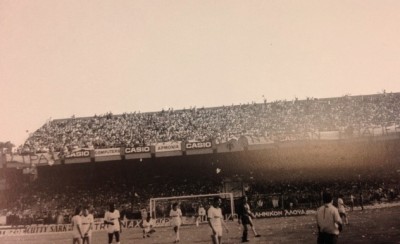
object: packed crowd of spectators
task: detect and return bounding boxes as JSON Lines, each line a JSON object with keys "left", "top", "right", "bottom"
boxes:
{"left": 0, "top": 176, "right": 221, "bottom": 225}
{"left": 2, "top": 166, "right": 398, "bottom": 225}
{"left": 22, "top": 92, "right": 400, "bottom": 153}
{"left": 2, "top": 138, "right": 400, "bottom": 225}
{"left": 245, "top": 166, "right": 399, "bottom": 210}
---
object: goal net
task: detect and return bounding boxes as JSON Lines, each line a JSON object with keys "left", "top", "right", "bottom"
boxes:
{"left": 149, "top": 193, "right": 235, "bottom": 225}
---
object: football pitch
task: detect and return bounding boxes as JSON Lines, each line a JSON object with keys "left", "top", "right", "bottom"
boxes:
{"left": 1, "top": 206, "right": 399, "bottom": 244}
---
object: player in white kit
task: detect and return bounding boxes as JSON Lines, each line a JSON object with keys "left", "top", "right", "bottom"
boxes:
{"left": 169, "top": 202, "right": 182, "bottom": 243}
{"left": 104, "top": 203, "right": 121, "bottom": 244}
{"left": 141, "top": 213, "right": 156, "bottom": 238}
{"left": 338, "top": 194, "right": 349, "bottom": 225}
{"left": 81, "top": 206, "right": 94, "bottom": 244}
{"left": 71, "top": 207, "right": 83, "bottom": 244}
{"left": 207, "top": 197, "right": 229, "bottom": 244}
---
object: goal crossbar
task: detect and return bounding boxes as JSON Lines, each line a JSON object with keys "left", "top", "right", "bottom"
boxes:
{"left": 149, "top": 193, "right": 234, "bottom": 220}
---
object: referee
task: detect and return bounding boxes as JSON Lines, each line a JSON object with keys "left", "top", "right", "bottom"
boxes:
{"left": 316, "top": 191, "right": 343, "bottom": 244}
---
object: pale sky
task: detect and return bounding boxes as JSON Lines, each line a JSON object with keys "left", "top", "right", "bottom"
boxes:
{"left": 1, "top": 0, "right": 400, "bottom": 146}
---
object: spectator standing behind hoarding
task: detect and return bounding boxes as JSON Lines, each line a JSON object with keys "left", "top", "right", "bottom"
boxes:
{"left": 316, "top": 191, "right": 343, "bottom": 244}
{"left": 140, "top": 207, "right": 147, "bottom": 220}
{"left": 237, "top": 196, "right": 261, "bottom": 242}
{"left": 56, "top": 211, "right": 64, "bottom": 224}
{"left": 104, "top": 203, "right": 121, "bottom": 244}
{"left": 359, "top": 192, "right": 364, "bottom": 211}
{"left": 71, "top": 207, "right": 83, "bottom": 244}
{"left": 272, "top": 196, "right": 279, "bottom": 208}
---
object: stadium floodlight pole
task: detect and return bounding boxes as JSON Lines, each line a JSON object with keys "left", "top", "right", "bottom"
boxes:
{"left": 149, "top": 193, "right": 234, "bottom": 220}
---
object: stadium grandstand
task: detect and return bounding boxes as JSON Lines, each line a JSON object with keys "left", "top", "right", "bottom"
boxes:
{"left": 16, "top": 92, "right": 400, "bottom": 154}
{"left": 0, "top": 92, "right": 400, "bottom": 227}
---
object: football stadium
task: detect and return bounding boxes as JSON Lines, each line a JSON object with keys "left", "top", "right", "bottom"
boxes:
{"left": 1, "top": 93, "right": 400, "bottom": 243}
{"left": 2, "top": 1, "right": 400, "bottom": 244}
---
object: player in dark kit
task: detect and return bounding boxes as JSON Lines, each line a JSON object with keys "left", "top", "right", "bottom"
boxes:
{"left": 237, "top": 196, "right": 261, "bottom": 242}
{"left": 359, "top": 192, "right": 364, "bottom": 211}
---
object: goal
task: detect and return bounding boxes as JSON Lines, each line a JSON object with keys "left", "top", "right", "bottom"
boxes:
{"left": 149, "top": 193, "right": 235, "bottom": 223}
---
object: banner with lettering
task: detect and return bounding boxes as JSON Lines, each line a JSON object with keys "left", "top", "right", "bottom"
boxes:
{"left": 5, "top": 153, "right": 60, "bottom": 166}
{"left": 0, "top": 218, "right": 172, "bottom": 236}
{"left": 254, "top": 209, "right": 316, "bottom": 218}
{"left": 94, "top": 148, "right": 121, "bottom": 157}
{"left": 185, "top": 141, "right": 212, "bottom": 150}
{"left": 154, "top": 141, "right": 182, "bottom": 152}
{"left": 64, "top": 149, "right": 91, "bottom": 159}
{"left": 124, "top": 146, "right": 151, "bottom": 154}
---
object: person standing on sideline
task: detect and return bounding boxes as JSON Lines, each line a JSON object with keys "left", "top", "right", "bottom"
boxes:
{"left": 207, "top": 197, "right": 229, "bottom": 244}
{"left": 196, "top": 204, "right": 206, "bottom": 227}
{"left": 71, "top": 207, "right": 83, "bottom": 244}
{"left": 359, "top": 192, "right": 364, "bottom": 211}
{"left": 237, "top": 196, "right": 261, "bottom": 242}
{"left": 104, "top": 203, "right": 122, "bottom": 244}
{"left": 316, "top": 191, "right": 343, "bottom": 244}
{"left": 349, "top": 194, "right": 354, "bottom": 211}
{"left": 169, "top": 202, "right": 182, "bottom": 243}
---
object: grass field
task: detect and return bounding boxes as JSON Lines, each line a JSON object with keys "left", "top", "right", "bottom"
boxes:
{"left": 1, "top": 206, "right": 400, "bottom": 244}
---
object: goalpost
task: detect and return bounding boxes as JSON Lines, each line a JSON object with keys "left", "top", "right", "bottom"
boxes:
{"left": 149, "top": 193, "right": 235, "bottom": 221}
